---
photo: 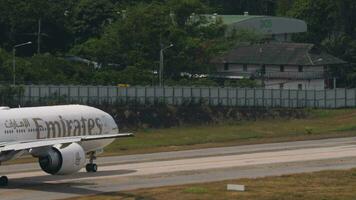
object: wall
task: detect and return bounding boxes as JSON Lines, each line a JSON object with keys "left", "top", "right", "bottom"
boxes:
{"left": 216, "top": 64, "right": 325, "bottom": 90}
{"left": 13, "top": 85, "right": 356, "bottom": 109}
{"left": 216, "top": 64, "right": 261, "bottom": 75}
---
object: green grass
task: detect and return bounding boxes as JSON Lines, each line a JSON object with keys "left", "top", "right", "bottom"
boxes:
{"left": 334, "top": 125, "right": 356, "bottom": 132}
{"left": 105, "top": 109, "right": 356, "bottom": 155}
{"left": 65, "top": 168, "right": 356, "bottom": 200}
{"left": 183, "top": 187, "right": 209, "bottom": 194}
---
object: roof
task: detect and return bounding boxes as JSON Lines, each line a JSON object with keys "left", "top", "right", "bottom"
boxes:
{"left": 204, "top": 14, "right": 307, "bottom": 35}
{"left": 218, "top": 15, "right": 262, "bottom": 25}
{"left": 213, "top": 43, "right": 347, "bottom": 66}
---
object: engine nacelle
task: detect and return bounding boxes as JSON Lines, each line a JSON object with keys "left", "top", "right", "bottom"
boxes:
{"left": 38, "top": 143, "right": 86, "bottom": 175}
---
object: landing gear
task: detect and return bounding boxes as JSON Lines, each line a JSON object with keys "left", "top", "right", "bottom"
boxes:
{"left": 86, "top": 152, "right": 98, "bottom": 173}
{"left": 86, "top": 163, "right": 98, "bottom": 173}
{"left": 0, "top": 176, "right": 8, "bottom": 186}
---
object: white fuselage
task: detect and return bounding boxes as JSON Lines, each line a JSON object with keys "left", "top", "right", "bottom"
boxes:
{"left": 0, "top": 105, "right": 118, "bottom": 153}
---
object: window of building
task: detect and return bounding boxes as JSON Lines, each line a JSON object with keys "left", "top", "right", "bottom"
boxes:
{"left": 298, "top": 84, "right": 303, "bottom": 90}
{"left": 280, "top": 65, "right": 285, "bottom": 72}
{"left": 224, "top": 63, "right": 229, "bottom": 71}
{"left": 243, "top": 64, "right": 248, "bottom": 72}
{"left": 279, "top": 83, "right": 284, "bottom": 89}
{"left": 298, "top": 65, "right": 303, "bottom": 72}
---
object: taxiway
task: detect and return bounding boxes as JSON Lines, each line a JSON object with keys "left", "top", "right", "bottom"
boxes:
{"left": 2, "top": 137, "right": 356, "bottom": 200}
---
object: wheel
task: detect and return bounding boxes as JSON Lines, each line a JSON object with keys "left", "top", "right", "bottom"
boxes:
{"left": 86, "top": 164, "right": 98, "bottom": 173}
{"left": 91, "top": 164, "right": 98, "bottom": 172}
{"left": 0, "top": 176, "right": 8, "bottom": 186}
{"left": 86, "top": 164, "right": 92, "bottom": 172}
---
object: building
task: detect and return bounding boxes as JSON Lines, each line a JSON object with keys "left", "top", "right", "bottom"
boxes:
{"left": 206, "top": 13, "right": 307, "bottom": 42}
{"left": 212, "top": 43, "right": 347, "bottom": 90}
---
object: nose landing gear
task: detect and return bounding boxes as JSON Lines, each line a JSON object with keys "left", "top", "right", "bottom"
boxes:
{"left": 86, "top": 152, "right": 98, "bottom": 173}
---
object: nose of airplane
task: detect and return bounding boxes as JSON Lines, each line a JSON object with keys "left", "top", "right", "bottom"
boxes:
{"left": 106, "top": 113, "right": 119, "bottom": 134}
{"left": 91, "top": 106, "right": 119, "bottom": 134}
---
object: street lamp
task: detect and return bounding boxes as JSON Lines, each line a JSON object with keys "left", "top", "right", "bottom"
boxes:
{"left": 13, "top": 41, "right": 32, "bottom": 86}
{"left": 159, "top": 43, "right": 174, "bottom": 87}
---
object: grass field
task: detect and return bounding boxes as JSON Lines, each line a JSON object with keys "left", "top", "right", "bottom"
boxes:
{"left": 65, "top": 168, "right": 356, "bottom": 200}
{"left": 104, "top": 109, "right": 356, "bottom": 155}
{"left": 6, "top": 109, "right": 356, "bottom": 165}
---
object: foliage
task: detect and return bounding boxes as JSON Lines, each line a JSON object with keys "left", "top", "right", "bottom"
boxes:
{"left": 276, "top": 0, "right": 295, "bottom": 16}
{"left": 1, "top": 0, "right": 356, "bottom": 87}
{"left": 70, "top": 1, "right": 226, "bottom": 79}
{"left": 165, "top": 78, "right": 219, "bottom": 87}
{"left": 223, "top": 79, "right": 259, "bottom": 88}
{"left": 287, "top": 0, "right": 338, "bottom": 44}
{"left": 70, "top": 0, "right": 116, "bottom": 43}
{"left": 0, "top": 85, "right": 24, "bottom": 106}
{"left": 0, "top": 0, "right": 74, "bottom": 53}
{"left": 92, "top": 66, "right": 153, "bottom": 85}
{"left": 286, "top": 0, "right": 356, "bottom": 87}
{"left": 204, "top": 0, "right": 276, "bottom": 15}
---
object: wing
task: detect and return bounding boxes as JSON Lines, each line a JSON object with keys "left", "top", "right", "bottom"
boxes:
{"left": 0, "top": 133, "right": 133, "bottom": 153}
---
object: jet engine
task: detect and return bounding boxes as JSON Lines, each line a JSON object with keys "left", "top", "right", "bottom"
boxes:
{"left": 38, "top": 143, "right": 86, "bottom": 175}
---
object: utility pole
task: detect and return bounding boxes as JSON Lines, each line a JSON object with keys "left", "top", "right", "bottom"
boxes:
{"left": 159, "top": 49, "right": 163, "bottom": 87}
{"left": 12, "top": 48, "right": 16, "bottom": 86}
{"left": 20, "top": 19, "right": 46, "bottom": 53}
{"left": 159, "top": 44, "right": 174, "bottom": 87}
{"left": 37, "top": 19, "right": 41, "bottom": 54}
{"left": 13, "top": 42, "right": 32, "bottom": 86}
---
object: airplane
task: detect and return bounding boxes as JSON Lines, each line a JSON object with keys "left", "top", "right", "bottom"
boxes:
{"left": 0, "top": 105, "right": 133, "bottom": 186}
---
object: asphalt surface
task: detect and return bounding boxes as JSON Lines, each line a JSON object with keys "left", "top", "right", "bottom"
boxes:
{"left": 1, "top": 137, "right": 356, "bottom": 200}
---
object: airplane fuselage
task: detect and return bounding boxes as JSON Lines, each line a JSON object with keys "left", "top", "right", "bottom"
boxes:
{"left": 0, "top": 105, "right": 117, "bottom": 154}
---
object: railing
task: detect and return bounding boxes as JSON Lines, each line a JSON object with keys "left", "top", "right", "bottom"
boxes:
{"left": 0, "top": 85, "right": 355, "bottom": 109}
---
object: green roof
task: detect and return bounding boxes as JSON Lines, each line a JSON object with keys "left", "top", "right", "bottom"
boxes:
{"left": 218, "top": 15, "right": 263, "bottom": 25}
{"left": 203, "top": 14, "right": 308, "bottom": 35}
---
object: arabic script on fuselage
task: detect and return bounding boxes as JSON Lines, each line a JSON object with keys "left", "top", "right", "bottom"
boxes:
{"left": 5, "top": 116, "right": 103, "bottom": 139}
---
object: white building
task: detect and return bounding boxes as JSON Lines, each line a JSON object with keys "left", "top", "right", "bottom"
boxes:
{"left": 212, "top": 43, "right": 346, "bottom": 90}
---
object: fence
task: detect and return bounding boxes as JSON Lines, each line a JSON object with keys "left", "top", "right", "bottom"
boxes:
{"left": 9, "top": 85, "right": 356, "bottom": 109}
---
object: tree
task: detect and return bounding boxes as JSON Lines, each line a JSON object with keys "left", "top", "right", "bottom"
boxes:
{"left": 70, "top": 0, "right": 117, "bottom": 43}
{"left": 0, "top": 0, "right": 74, "bottom": 54}
{"left": 203, "top": 0, "right": 276, "bottom": 15}
{"left": 276, "top": 0, "right": 295, "bottom": 16}
{"left": 287, "top": 0, "right": 356, "bottom": 87}
{"left": 287, "top": 0, "right": 337, "bottom": 43}
{"left": 70, "top": 1, "right": 227, "bottom": 78}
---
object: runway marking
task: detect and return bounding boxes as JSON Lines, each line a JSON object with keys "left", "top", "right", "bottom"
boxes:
{"left": 7, "top": 144, "right": 356, "bottom": 183}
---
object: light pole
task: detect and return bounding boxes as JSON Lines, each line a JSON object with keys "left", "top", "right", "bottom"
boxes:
{"left": 13, "top": 41, "right": 32, "bottom": 86}
{"left": 159, "top": 43, "right": 173, "bottom": 87}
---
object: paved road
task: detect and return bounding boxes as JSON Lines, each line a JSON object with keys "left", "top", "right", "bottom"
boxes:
{"left": 2, "top": 137, "right": 356, "bottom": 200}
